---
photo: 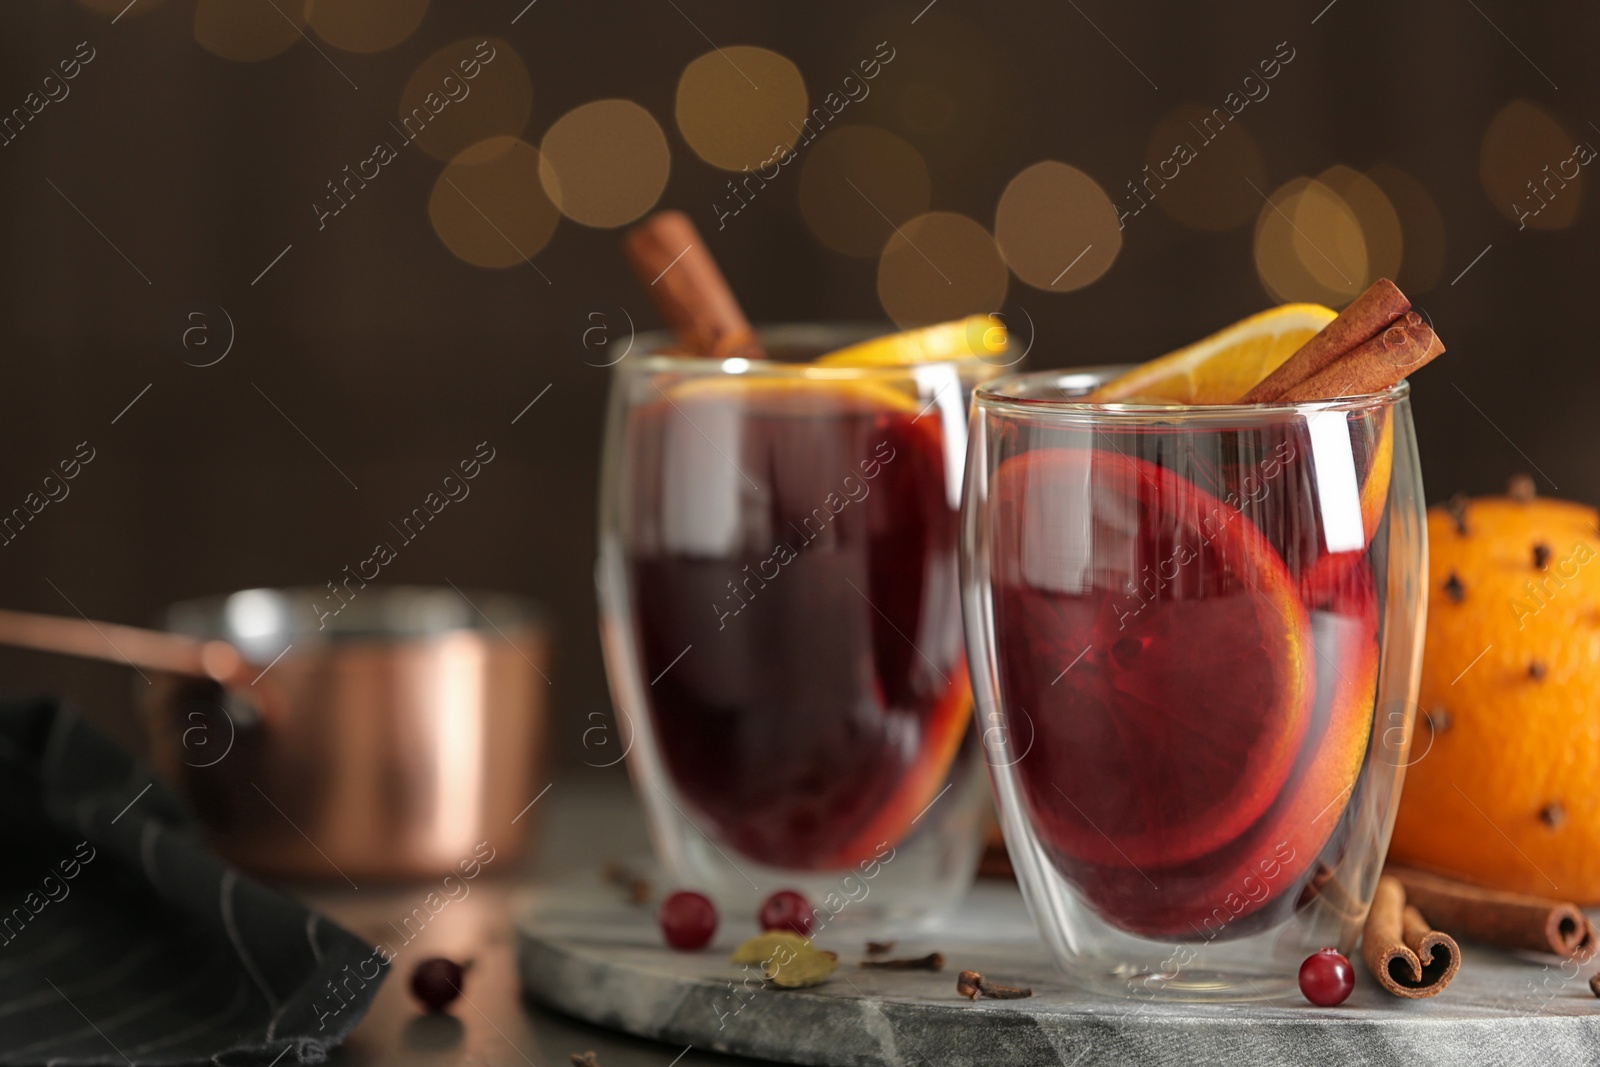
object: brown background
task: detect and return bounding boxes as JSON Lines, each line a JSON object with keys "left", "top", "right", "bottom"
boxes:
{"left": 0, "top": 0, "right": 1595, "bottom": 764}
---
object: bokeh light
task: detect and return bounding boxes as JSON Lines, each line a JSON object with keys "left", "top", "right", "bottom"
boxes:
{"left": 1318, "top": 165, "right": 1402, "bottom": 283}
{"left": 1480, "top": 99, "right": 1583, "bottom": 230}
{"left": 429, "top": 137, "right": 559, "bottom": 269}
{"left": 1254, "top": 177, "right": 1367, "bottom": 306}
{"left": 1145, "top": 102, "right": 1268, "bottom": 231}
{"left": 675, "top": 47, "right": 808, "bottom": 172}
{"left": 994, "top": 161, "right": 1121, "bottom": 292}
{"left": 195, "top": 0, "right": 306, "bottom": 61}
{"left": 309, "top": 0, "right": 428, "bottom": 54}
{"left": 798, "top": 126, "right": 930, "bottom": 257}
{"left": 1368, "top": 163, "right": 1447, "bottom": 291}
{"left": 398, "top": 38, "right": 531, "bottom": 163}
{"left": 877, "top": 212, "right": 1008, "bottom": 328}
{"left": 538, "top": 100, "right": 670, "bottom": 229}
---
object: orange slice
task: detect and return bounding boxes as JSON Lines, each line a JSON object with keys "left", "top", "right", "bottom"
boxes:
{"left": 1071, "top": 560, "right": 1379, "bottom": 939}
{"left": 1087, "top": 304, "right": 1337, "bottom": 404}
{"left": 818, "top": 664, "right": 974, "bottom": 869}
{"left": 993, "top": 449, "right": 1315, "bottom": 870}
{"left": 815, "top": 315, "right": 1007, "bottom": 367}
{"left": 660, "top": 371, "right": 923, "bottom": 418}
{"left": 1298, "top": 409, "right": 1395, "bottom": 603}
{"left": 1359, "top": 411, "right": 1394, "bottom": 539}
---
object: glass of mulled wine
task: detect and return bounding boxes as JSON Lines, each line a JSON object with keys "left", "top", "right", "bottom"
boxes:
{"left": 961, "top": 368, "right": 1427, "bottom": 999}
{"left": 597, "top": 325, "right": 1005, "bottom": 925}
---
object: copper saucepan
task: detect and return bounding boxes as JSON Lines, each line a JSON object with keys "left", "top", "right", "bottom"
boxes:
{"left": 0, "top": 586, "right": 549, "bottom": 882}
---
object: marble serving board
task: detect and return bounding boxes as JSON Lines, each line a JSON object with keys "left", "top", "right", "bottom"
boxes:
{"left": 516, "top": 881, "right": 1600, "bottom": 1067}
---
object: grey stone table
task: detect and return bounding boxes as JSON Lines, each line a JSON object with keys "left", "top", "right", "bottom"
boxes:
{"left": 518, "top": 879, "right": 1600, "bottom": 1067}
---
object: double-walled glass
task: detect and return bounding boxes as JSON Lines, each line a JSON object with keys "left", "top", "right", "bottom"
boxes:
{"left": 598, "top": 326, "right": 1003, "bottom": 926}
{"left": 961, "top": 368, "right": 1427, "bottom": 998}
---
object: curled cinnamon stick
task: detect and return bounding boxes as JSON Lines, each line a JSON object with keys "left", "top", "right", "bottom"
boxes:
{"left": 1239, "top": 278, "right": 1410, "bottom": 403}
{"left": 1362, "top": 875, "right": 1461, "bottom": 998}
{"left": 1388, "top": 866, "right": 1599, "bottom": 962}
{"left": 623, "top": 210, "right": 762, "bottom": 358}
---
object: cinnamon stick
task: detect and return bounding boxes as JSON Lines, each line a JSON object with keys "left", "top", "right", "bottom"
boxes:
{"left": 1388, "top": 866, "right": 1599, "bottom": 962}
{"left": 623, "top": 210, "right": 761, "bottom": 358}
{"left": 1301, "top": 864, "right": 1365, "bottom": 922}
{"left": 1362, "top": 875, "right": 1461, "bottom": 998}
{"left": 1275, "top": 310, "right": 1444, "bottom": 402}
{"left": 1239, "top": 278, "right": 1411, "bottom": 403}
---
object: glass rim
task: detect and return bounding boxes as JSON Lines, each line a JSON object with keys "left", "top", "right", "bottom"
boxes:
{"left": 973, "top": 365, "right": 1409, "bottom": 420}
{"left": 625, "top": 324, "right": 1021, "bottom": 378}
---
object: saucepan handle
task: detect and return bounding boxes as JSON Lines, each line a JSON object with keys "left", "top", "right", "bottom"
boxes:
{"left": 0, "top": 607, "right": 252, "bottom": 687}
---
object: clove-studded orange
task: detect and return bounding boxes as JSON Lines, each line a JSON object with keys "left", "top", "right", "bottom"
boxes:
{"left": 1389, "top": 479, "right": 1600, "bottom": 901}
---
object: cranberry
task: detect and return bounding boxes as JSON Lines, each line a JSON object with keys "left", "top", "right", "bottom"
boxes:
{"left": 410, "top": 957, "right": 467, "bottom": 1011}
{"left": 1298, "top": 948, "right": 1354, "bottom": 1006}
{"left": 658, "top": 890, "right": 718, "bottom": 950}
{"left": 757, "top": 889, "right": 813, "bottom": 936}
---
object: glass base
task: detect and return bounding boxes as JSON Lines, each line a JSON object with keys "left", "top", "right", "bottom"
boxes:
{"left": 1088, "top": 965, "right": 1303, "bottom": 1003}
{"left": 636, "top": 750, "right": 989, "bottom": 935}
{"left": 984, "top": 766, "right": 1381, "bottom": 1004}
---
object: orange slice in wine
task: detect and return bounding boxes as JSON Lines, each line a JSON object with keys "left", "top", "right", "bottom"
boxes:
{"left": 817, "top": 663, "right": 974, "bottom": 869}
{"left": 1299, "top": 409, "right": 1394, "bottom": 603}
{"left": 661, "top": 371, "right": 924, "bottom": 418}
{"left": 1070, "top": 560, "right": 1379, "bottom": 939}
{"left": 1360, "top": 412, "right": 1395, "bottom": 536}
{"left": 993, "top": 449, "right": 1315, "bottom": 871}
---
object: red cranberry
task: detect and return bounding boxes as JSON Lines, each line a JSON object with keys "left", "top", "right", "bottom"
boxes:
{"left": 410, "top": 957, "right": 466, "bottom": 1011}
{"left": 1298, "top": 948, "right": 1354, "bottom": 1006}
{"left": 658, "top": 890, "right": 718, "bottom": 950}
{"left": 757, "top": 889, "right": 813, "bottom": 936}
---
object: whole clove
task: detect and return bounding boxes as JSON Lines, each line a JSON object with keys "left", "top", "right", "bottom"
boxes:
{"left": 1443, "top": 572, "right": 1465, "bottom": 603}
{"left": 865, "top": 940, "right": 897, "bottom": 956}
{"left": 956, "top": 969, "right": 1033, "bottom": 1000}
{"left": 1529, "top": 661, "right": 1548, "bottom": 681}
{"left": 1445, "top": 493, "right": 1470, "bottom": 535}
{"left": 1533, "top": 542, "right": 1552, "bottom": 569}
{"left": 956, "top": 970, "right": 980, "bottom": 999}
{"left": 1508, "top": 474, "right": 1536, "bottom": 501}
{"left": 1591, "top": 973, "right": 1600, "bottom": 998}
{"left": 860, "top": 952, "right": 944, "bottom": 971}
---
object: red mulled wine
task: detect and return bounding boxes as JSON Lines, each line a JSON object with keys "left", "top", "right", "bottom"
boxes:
{"left": 988, "top": 418, "right": 1387, "bottom": 938}
{"left": 625, "top": 378, "right": 972, "bottom": 870}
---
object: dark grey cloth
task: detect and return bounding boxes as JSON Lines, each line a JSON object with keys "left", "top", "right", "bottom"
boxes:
{"left": 0, "top": 696, "right": 385, "bottom": 1065}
